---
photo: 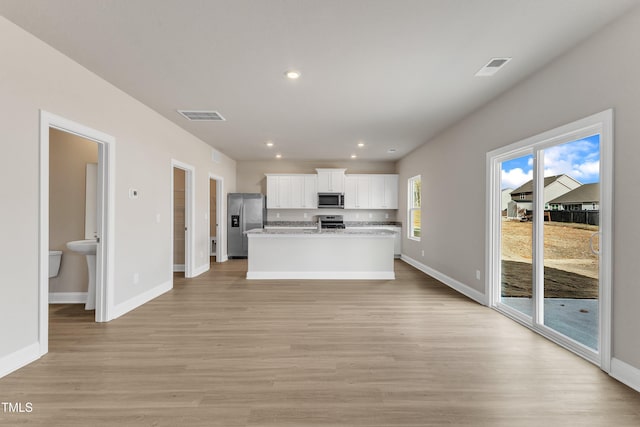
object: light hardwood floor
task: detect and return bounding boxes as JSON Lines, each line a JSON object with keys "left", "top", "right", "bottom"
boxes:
{"left": 1, "top": 259, "right": 639, "bottom": 426}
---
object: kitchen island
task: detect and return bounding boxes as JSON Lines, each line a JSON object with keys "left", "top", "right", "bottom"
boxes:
{"left": 245, "top": 228, "right": 395, "bottom": 280}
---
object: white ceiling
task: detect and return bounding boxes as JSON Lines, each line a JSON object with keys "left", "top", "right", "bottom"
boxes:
{"left": 1, "top": 0, "right": 638, "bottom": 161}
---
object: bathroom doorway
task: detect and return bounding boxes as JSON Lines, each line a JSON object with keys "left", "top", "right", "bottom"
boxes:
{"left": 171, "top": 160, "right": 195, "bottom": 278}
{"left": 209, "top": 174, "right": 225, "bottom": 264}
{"left": 39, "top": 111, "right": 115, "bottom": 355}
{"left": 48, "top": 129, "right": 98, "bottom": 307}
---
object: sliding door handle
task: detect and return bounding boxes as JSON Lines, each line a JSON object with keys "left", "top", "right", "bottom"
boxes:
{"left": 589, "top": 231, "right": 601, "bottom": 256}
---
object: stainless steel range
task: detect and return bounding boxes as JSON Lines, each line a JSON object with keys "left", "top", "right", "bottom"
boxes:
{"left": 318, "top": 215, "right": 345, "bottom": 229}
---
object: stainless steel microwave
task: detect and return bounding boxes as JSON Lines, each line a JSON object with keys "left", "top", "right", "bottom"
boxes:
{"left": 318, "top": 193, "right": 344, "bottom": 209}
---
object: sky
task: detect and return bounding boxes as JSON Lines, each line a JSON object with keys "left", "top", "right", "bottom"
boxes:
{"left": 501, "top": 134, "right": 600, "bottom": 190}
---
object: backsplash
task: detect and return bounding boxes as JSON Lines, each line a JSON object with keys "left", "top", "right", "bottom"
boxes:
{"left": 266, "top": 209, "right": 397, "bottom": 223}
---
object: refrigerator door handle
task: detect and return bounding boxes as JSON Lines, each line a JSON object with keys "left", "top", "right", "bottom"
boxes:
{"left": 241, "top": 202, "right": 245, "bottom": 233}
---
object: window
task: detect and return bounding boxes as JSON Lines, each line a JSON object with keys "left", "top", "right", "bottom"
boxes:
{"left": 408, "top": 175, "right": 421, "bottom": 240}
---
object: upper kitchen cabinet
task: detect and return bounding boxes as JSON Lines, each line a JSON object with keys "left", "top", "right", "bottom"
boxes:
{"left": 345, "top": 174, "right": 398, "bottom": 209}
{"left": 266, "top": 174, "right": 317, "bottom": 209}
{"left": 291, "top": 174, "right": 318, "bottom": 209}
{"left": 266, "top": 175, "right": 291, "bottom": 208}
{"left": 316, "top": 168, "right": 346, "bottom": 193}
{"left": 344, "top": 175, "right": 371, "bottom": 209}
{"left": 370, "top": 174, "right": 399, "bottom": 209}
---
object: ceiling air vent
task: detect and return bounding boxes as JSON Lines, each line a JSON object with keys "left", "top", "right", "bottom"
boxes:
{"left": 475, "top": 57, "right": 512, "bottom": 77}
{"left": 177, "top": 110, "right": 225, "bottom": 121}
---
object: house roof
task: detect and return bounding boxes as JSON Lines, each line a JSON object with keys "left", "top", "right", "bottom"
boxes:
{"left": 549, "top": 183, "right": 600, "bottom": 204}
{"left": 511, "top": 175, "right": 563, "bottom": 195}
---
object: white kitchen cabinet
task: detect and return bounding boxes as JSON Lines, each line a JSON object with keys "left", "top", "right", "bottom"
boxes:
{"left": 370, "top": 174, "right": 398, "bottom": 209}
{"left": 303, "top": 174, "right": 318, "bottom": 208}
{"left": 316, "top": 168, "right": 346, "bottom": 193}
{"left": 346, "top": 174, "right": 397, "bottom": 209}
{"left": 344, "top": 175, "right": 370, "bottom": 209}
{"left": 266, "top": 175, "right": 291, "bottom": 208}
{"left": 266, "top": 174, "right": 317, "bottom": 209}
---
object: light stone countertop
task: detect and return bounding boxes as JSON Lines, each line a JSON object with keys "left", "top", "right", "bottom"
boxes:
{"left": 246, "top": 228, "right": 395, "bottom": 237}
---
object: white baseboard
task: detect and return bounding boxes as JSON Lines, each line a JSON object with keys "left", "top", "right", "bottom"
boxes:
{"left": 48, "top": 292, "right": 88, "bottom": 304}
{"left": 0, "top": 342, "right": 40, "bottom": 379}
{"left": 191, "top": 263, "right": 209, "bottom": 277}
{"left": 401, "top": 254, "right": 487, "bottom": 305}
{"left": 611, "top": 358, "right": 640, "bottom": 393}
{"left": 111, "top": 280, "right": 172, "bottom": 320}
{"left": 173, "top": 264, "right": 185, "bottom": 272}
{"left": 246, "top": 271, "right": 395, "bottom": 280}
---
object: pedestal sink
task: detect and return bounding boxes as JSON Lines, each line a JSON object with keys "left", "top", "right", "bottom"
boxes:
{"left": 66, "top": 239, "right": 98, "bottom": 310}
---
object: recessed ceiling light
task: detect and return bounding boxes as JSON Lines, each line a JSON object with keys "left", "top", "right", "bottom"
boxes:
{"left": 357, "top": 142, "right": 365, "bottom": 148}
{"left": 285, "top": 70, "right": 301, "bottom": 80}
{"left": 387, "top": 148, "right": 397, "bottom": 154}
{"left": 275, "top": 153, "right": 282, "bottom": 159}
{"left": 350, "top": 154, "right": 357, "bottom": 159}
{"left": 266, "top": 141, "right": 274, "bottom": 147}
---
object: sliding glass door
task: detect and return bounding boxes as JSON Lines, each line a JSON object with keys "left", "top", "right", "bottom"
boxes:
{"left": 488, "top": 111, "right": 612, "bottom": 368}
{"left": 542, "top": 137, "right": 600, "bottom": 351}
{"left": 500, "top": 154, "right": 534, "bottom": 319}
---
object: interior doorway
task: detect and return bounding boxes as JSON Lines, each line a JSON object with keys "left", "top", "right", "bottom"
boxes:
{"left": 171, "top": 160, "right": 195, "bottom": 279}
{"left": 487, "top": 110, "right": 612, "bottom": 370}
{"left": 39, "top": 111, "right": 115, "bottom": 356}
{"left": 209, "top": 174, "right": 224, "bottom": 264}
{"left": 48, "top": 128, "right": 98, "bottom": 310}
{"left": 173, "top": 167, "right": 186, "bottom": 275}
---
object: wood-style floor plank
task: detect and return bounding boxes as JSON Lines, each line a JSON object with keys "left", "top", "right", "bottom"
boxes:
{"left": 1, "top": 259, "right": 639, "bottom": 426}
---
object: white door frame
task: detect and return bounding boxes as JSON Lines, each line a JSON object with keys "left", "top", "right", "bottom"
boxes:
{"left": 39, "top": 111, "right": 116, "bottom": 355}
{"left": 209, "top": 173, "right": 227, "bottom": 262}
{"left": 171, "top": 160, "right": 195, "bottom": 278}
{"left": 485, "top": 109, "right": 613, "bottom": 370}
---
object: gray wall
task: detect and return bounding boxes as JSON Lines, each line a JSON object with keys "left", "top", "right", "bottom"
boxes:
{"left": 397, "top": 8, "right": 640, "bottom": 369}
{"left": 0, "top": 16, "right": 236, "bottom": 364}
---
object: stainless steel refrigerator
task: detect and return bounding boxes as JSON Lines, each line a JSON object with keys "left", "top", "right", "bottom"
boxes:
{"left": 227, "top": 193, "right": 265, "bottom": 258}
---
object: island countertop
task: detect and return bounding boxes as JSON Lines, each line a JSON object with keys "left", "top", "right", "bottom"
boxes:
{"left": 246, "top": 228, "right": 395, "bottom": 237}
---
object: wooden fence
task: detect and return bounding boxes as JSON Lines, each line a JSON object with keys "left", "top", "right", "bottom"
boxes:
{"left": 548, "top": 210, "right": 599, "bottom": 225}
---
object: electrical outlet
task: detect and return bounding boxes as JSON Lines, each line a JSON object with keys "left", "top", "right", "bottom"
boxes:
{"left": 133, "top": 273, "right": 139, "bottom": 284}
{"left": 385, "top": 213, "right": 389, "bottom": 219}
{"left": 303, "top": 213, "right": 308, "bottom": 218}
{"left": 276, "top": 213, "right": 280, "bottom": 218}
{"left": 369, "top": 213, "right": 373, "bottom": 219}
{"left": 356, "top": 213, "right": 360, "bottom": 219}
{"left": 421, "top": 250, "right": 425, "bottom": 257}
{"left": 156, "top": 214, "right": 161, "bottom": 223}
{"left": 476, "top": 270, "right": 481, "bottom": 280}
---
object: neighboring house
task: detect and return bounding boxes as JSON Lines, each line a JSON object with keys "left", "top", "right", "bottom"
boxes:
{"left": 501, "top": 188, "right": 513, "bottom": 214}
{"left": 548, "top": 182, "right": 600, "bottom": 211}
{"left": 507, "top": 174, "right": 582, "bottom": 218}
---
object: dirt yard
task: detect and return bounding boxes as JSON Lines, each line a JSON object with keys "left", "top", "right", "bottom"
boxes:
{"left": 501, "top": 220, "right": 599, "bottom": 298}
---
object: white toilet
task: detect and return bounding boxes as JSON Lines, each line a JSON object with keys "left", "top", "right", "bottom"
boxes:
{"left": 49, "top": 250, "right": 62, "bottom": 278}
